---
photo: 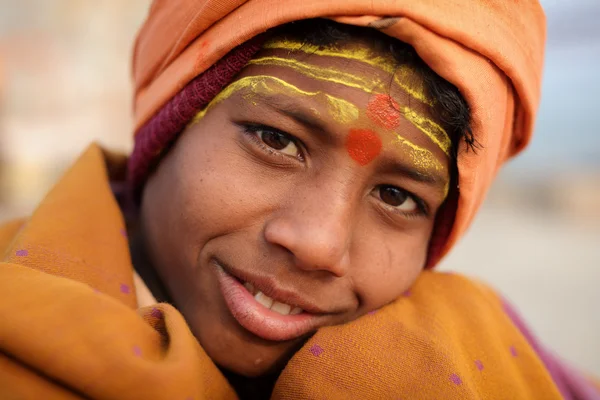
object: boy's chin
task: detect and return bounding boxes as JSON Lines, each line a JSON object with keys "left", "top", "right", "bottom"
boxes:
{"left": 206, "top": 334, "right": 310, "bottom": 378}
{"left": 215, "top": 346, "right": 293, "bottom": 377}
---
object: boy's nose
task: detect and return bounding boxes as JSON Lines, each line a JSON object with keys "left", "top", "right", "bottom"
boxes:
{"left": 263, "top": 187, "right": 354, "bottom": 278}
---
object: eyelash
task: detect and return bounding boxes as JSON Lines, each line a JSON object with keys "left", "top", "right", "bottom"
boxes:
{"left": 240, "top": 123, "right": 429, "bottom": 219}
{"left": 377, "top": 187, "right": 429, "bottom": 219}
{"left": 242, "top": 124, "right": 305, "bottom": 162}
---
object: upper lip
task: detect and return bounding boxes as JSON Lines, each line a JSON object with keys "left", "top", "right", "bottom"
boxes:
{"left": 213, "top": 258, "right": 330, "bottom": 315}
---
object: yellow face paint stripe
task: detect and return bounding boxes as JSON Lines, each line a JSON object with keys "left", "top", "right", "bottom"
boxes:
{"left": 264, "top": 39, "right": 397, "bottom": 73}
{"left": 393, "top": 135, "right": 449, "bottom": 198}
{"left": 247, "top": 56, "right": 382, "bottom": 94}
{"left": 190, "top": 75, "right": 449, "bottom": 156}
{"left": 399, "top": 107, "right": 452, "bottom": 156}
{"left": 394, "top": 135, "right": 445, "bottom": 173}
{"left": 324, "top": 95, "right": 360, "bottom": 125}
{"left": 263, "top": 39, "right": 434, "bottom": 106}
{"left": 189, "top": 75, "right": 359, "bottom": 126}
{"left": 189, "top": 76, "right": 447, "bottom": 196}
{"left": 392, "top": 65, "right": 432, "bottom": 107}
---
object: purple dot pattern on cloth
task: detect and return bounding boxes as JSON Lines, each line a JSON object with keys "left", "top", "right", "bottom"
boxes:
{"left": 510, "top": 346, "right": 518, "bottom": 357}
{"left": 16, "top": 249, "right": 28, "bottom": 257}
{"left": 403, "top": 290, "right": 412, "bottom": 297}
{"left": 151, "top": 308, "right": 163, "bottom": 319}
{"left": 450, "top": 374, "right": 462, "bottom": 385}
{"left": 368, "top": 310, "right": 377, "bottom": 316}
{"left": 120, "top": 228, "right": 128, "bottom": 238}
{"left": 120, "top": 284, "right": 131, "bottom": 294}
{"left": 133, "top": 345, "right": 142, "bottom": 357}
{"left": 310, "top": 344, "right": 324, "bottom": 357}
{"left": 475, "top": 360, "right": 484, "bottom": 371}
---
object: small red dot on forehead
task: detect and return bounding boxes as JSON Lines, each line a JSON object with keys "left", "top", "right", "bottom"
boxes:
{"left": 367, "top": 94, "right": 401, "bottom": 130}
{"left": 346, "top": 129, "right": 382, "bottom": 166}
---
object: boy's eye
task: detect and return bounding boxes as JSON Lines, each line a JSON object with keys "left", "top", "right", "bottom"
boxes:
{"left": 256, "top": 128, "right": 300, "bottom": 157}
{"left": 377, "top": 185, "right": 419, "bottom": 212}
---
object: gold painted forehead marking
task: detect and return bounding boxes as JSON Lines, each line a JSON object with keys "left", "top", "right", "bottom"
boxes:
{"left": 189, "top": 75, "right": 448, "bottom": 197}
{"left": 249, "top": 53, "right": 450, "bottom": 155}
{"left": 189, "top": 75, "right": 359, "bottom": 126}
{"left": 394, "top": 135, "right": 445, "bottom": 174}
{"left": 399, "top": 107, "right": 451, "bottom": 156}
{"left": 248, "top": 56, "right": 382, "bottom": 94}
{"left": 264, "top": 39, "right": 434, "bottom": 106}
{"left": 191, "top": 73, "right": 450, "bottom": 157}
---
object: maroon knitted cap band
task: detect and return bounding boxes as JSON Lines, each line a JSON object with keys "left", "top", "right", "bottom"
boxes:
{"left": 128, "top": 37, "right": 265, "bottom": 190}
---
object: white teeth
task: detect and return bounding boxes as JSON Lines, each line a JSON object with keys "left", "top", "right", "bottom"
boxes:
{"left": 254, "top": 291, "right": 274, "bottom": 309}
{"left": 270, "top": 301, "right": 292, "bottom": 315}
{"left": 243, "top": 282, "right": 255, "bottom": 294}
{"left": 290, "top": 307, "right": 303, "bottom": 315}
{"left": 252, "top": 290, "right": 303, "bottom": 315}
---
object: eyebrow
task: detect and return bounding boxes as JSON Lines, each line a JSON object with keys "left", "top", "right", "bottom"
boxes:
{"left": 255, "top": 92, "right": 332, "bottom": 138}
{"left": 387, "top": 159, "right": 446, "bottom": 186}
{"left": 251, "top": 92, "right": 448, "bottom": 189}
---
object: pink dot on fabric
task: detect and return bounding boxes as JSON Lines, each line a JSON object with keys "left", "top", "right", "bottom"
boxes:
{"left": 133, "top": 345, "right": 142, "bottom": 357}
{"left": 120, "top": 284, "right": 131, "bottom": 294}
{"left": 475, "top": 360, "right": 484, "bottom": 371}
{"left": 16, "top": 249, "right": 28, "bottom": 257}
{"left": 403, "top": 290, "right": 412, "bottom": 297}
{"left": 120, "top": 228, "right": 128, "bottom": 238}
{"left": 151, "top": 308, "right": 163, "bottom": 319}
{"left": 450, "top": 374, "right": 462, "bottom": 385}
{"left": 510, "top": 346, "right": 518, "bottom": 357}
{"left": 310, "top": 344, "right": 324, "bottom": 357}
{"left": 368, "top": 310, "right": 377, "bottom": 316}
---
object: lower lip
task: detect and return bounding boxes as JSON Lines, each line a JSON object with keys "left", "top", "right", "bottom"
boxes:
{"left": 215, "top": 264, "right": 322, "bottom": 341}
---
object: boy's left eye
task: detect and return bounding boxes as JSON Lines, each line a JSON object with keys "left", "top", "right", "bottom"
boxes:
{"left": 255, "top": 128, "right": 300, "bottom": 157}
{"left": 376, "top": 185, "right": 420, "bottom": 213}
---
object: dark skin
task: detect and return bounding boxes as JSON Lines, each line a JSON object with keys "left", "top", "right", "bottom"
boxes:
{"left": 132, "top": 38, "right": 451, "bottom": 396}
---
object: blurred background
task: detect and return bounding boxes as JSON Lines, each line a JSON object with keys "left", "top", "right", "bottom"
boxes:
{"left": 0, "top": 0, "right": 598, "bottom": 375}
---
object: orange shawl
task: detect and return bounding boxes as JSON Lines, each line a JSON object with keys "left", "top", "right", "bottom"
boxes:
{"left": 2, "top": 145, "right": 598, "bottom": 399}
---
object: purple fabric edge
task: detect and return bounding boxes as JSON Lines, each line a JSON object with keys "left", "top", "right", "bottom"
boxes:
{"left": 502, "top": 297, "right": 600, "bottom": 400}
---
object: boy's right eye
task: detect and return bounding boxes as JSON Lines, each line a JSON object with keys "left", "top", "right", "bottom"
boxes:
{"left": 244, "top": 125, "right": 303, "bottom": 160}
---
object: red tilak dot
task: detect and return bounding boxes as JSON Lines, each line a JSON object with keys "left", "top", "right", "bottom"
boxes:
{"left": 367, "top": 94, "right": 401, "bottom": 130}
{"left": 345, "top": 129, "right": 383, "bottom": 166}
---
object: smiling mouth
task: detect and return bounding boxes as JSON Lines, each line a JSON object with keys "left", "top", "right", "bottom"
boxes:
{"left": 241, "top": 281, "right": 304, "bottom": 316}
{"left": 213, "top": 259, "right": 328, "bottom": 342}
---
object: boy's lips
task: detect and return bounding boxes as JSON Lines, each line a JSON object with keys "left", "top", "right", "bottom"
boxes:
{"left": 213, "top": 259, "right": 332, "bottom": 341}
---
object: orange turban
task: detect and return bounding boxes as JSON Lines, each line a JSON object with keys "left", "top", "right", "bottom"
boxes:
{"left": 130, "top": 0, "right": 546, "bottom": 266}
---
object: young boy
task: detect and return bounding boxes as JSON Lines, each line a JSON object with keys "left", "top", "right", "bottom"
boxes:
{"left": 1, "top": 1, "right": 598, "bottom": 399}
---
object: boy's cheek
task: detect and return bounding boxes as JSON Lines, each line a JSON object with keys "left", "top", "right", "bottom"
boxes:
{"left": 351, "top": 240, "right": 425, "bottom": 311}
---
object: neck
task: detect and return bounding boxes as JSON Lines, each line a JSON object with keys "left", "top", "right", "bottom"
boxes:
{"left": 221, "top": 368, "right": 279, "bottom": 400}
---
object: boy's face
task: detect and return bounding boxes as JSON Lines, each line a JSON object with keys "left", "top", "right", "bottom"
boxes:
{"left": 141, "top": 38, "right": 451, "bottom": 376}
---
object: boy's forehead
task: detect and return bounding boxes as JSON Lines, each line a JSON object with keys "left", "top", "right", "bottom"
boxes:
{"left": 248, "top": 39, "right": 450, "bottom": 157}
{"left": 259, "top": 37, "right": 433, "bottom": 107}
{"left": 187, "top": 36, "right": 451, "bottom": 194}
